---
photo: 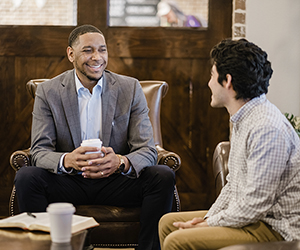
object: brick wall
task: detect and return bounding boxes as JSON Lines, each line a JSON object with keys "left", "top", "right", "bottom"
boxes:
{"left": 0, "top": 0, "right": 77, "bottom": 26}
{"left": 232, "top": 0, "right": 246, "bottom": 39}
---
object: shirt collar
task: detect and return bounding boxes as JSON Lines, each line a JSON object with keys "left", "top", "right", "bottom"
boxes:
{"left": 74, "top": 71, "right": 103, "bottom": 94}
{"left": 230, "top": 94, "right": 267, "bottom": 124}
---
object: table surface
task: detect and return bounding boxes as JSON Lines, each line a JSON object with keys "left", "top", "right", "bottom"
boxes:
{"left": 0, "top": 228, "right": 87, "bottom": 250}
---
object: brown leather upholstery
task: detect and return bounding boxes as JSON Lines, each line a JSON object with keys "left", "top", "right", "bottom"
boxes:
{"left": 212, "top": 141, "right": 229, "bottom": 198}
{"left": 9, "top": 79, "right": 181, "bottom": 248}
{"left": 213, "top": 141, "right": 297, "bottom": 249}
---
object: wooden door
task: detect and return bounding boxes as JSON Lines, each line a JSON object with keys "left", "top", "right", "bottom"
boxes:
{"left": 0, "top": 0, "right": 231, "bottom": 217}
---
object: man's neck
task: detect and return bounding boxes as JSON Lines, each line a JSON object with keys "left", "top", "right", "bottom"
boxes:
{"left": 227, "top": 98, "right": 249, "bottom": 116}
{"left": 75, "top": 72, "right": 101, "bottom": 94}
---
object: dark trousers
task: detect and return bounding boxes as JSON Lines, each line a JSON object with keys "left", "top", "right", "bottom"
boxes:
{"left": 15, "top": 165, "right": 175, "bottom": 250}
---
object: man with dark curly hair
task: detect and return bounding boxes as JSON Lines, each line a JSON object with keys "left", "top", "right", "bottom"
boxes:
{"left": 159, "top": 38, "right": 300, "bottom": 249}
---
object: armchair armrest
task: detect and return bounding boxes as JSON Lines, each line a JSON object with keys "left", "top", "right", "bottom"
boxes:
{"left": 213, "top": 141, "right": 230, "bottom": 198}
{"left": 155, "top": 144, "right": 182, "bottom": 211}
{"left": 156, "top": 145, "right": 181, "bottom": 172}
{"left": 10, "top": 149, "right": 31, "bottom": 172}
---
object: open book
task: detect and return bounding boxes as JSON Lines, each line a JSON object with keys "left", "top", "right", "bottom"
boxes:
{"left": 0, "top": 212, "right": 99, "bottom": 234}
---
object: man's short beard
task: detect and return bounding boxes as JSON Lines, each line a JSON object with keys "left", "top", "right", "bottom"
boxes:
{"left": 85, "top": 73, "right": 101, "bottom": 81}
{"left": 78, "top": 65, "right": 101, "bottom": 82}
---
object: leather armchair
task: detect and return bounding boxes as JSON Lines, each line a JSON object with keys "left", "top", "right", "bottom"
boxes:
{"left": 213, "top": 141, "right": 298, "bottom": 249}
{"left": 9, "top": 79, "right": 181, "bottom": 249}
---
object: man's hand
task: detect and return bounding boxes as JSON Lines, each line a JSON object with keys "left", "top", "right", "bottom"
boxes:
{"left": 80, "top": 146, "right": 120, "bottom": 178}
{"left": 64, "top": 146, "right": 131, "bottom": 179}
{"left": 64, "top": 146, "right": 103, "bottom": 171}
{"left": 173, "top": 217, "right": 208, "bottom": 229}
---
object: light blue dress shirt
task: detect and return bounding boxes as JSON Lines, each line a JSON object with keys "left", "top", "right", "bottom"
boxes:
{"left": 58, "top": 73, "right": 103, "bottom": 173}
{"left": 75, "top": 73, "right": 103, "bottom": 140}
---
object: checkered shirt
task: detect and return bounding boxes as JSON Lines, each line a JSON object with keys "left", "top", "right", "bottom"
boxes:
{"left": 206, "top": 94, "right": 300, "bottom": 241}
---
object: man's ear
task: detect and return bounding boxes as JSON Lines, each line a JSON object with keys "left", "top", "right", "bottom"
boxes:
{"left": 224, "top": 74, "right": 233, "bottom": 89}
{"left": 67, "top": 46, "right": 74, "bottom": 63}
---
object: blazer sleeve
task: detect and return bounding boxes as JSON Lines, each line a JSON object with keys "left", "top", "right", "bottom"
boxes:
{"left": 30, "top": 82, "right": 65, "bottom": 173}
{"left": 108, "top": 76, "right": 157, "bottom": 178}
{"left": 126, "top": 81, "right": 157, "bottom": 177}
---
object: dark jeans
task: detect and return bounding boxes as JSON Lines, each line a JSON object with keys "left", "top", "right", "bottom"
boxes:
{"left": 15, "top": 165, "right": 175, "bottom": 250}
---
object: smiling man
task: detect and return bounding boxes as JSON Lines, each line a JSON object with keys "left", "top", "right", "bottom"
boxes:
{"left": 14, "top": 24, "right": 175, "bottom": 250}
{"left": 159, "top": 38, "right": 300, "bottom": 249}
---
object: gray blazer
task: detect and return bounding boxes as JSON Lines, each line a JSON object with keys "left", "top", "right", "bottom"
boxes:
{"left": 30, "top": 69, "right": 157, "bottom": 178}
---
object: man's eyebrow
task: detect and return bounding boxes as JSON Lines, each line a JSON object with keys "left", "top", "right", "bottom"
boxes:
{"left": 81, "top": 45, "right": 106, "bottom": 48}
{"left": 82, "top": 46, "right": 92, "bottom": 49}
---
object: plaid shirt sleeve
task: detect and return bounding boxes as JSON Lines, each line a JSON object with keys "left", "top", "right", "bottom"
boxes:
{"left": 205, "top": 173, "right": 231, "bottom": 218}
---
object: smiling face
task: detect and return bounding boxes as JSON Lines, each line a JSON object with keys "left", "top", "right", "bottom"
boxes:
{"left": 67, "top": 32, "right": 108, "bottom": 88}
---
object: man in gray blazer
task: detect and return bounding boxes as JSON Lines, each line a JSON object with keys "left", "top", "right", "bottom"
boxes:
{"left": 15, "top": 24, "right": 175, "bottom": 250}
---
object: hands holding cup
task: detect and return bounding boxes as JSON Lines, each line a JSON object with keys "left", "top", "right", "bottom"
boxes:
{"left": 63, "top": 139, "right": 121, "bottom": 179}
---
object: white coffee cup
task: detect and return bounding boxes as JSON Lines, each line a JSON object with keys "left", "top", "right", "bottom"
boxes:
{"left": 81, "top": 139, "right": 102, "bottom": 154}
{"left": 47, "top": 202, "right": 75, "bottom": 243}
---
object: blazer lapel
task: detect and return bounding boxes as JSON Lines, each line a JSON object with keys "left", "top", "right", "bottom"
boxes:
{"left": 101, "top": 71, "right": 118, "bottom": 147}
{"left": 60, "top": 70, "right": 82, "bottom": 148}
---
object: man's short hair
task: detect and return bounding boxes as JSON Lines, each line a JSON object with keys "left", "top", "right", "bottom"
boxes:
{"left": 68, "top": 24, "right": 103, "bottom": 47}
{"left": 210, "top": 38, "right": 273, "bottom": 100}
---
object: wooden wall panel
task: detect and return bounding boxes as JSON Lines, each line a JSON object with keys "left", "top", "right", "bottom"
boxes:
{"left": 0, "top": 56, "right": 72, "bottom": 217}
{"left": 0, "top": 27, "right": 72, "bottom": 57}
{"left": 107, "top": 28, "right": 212, "bottom": 59}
